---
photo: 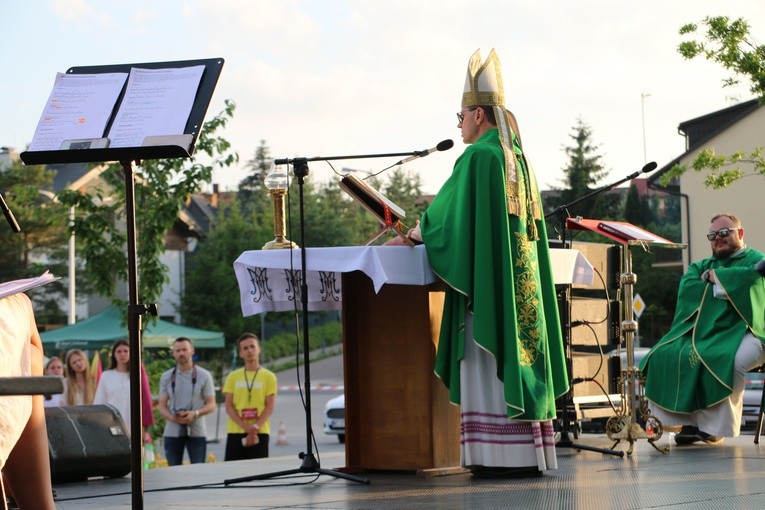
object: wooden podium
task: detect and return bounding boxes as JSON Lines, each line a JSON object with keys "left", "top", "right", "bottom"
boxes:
{"left": 341, "top": 271, "right": 460, "bottom": 473}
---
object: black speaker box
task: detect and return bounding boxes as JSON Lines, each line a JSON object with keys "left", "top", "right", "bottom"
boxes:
{"left": 45, "top": 404, "right": 131, "bottom": 483}
{"left": 569, "top": 353, "right": 620, "bottom": 397}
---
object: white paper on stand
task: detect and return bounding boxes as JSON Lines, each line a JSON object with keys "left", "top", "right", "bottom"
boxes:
{"left": 108, "top": 66, "right": 205, "bottom": 148}
{"left": 28, "top": 72, "right": 128, "bottom": 151}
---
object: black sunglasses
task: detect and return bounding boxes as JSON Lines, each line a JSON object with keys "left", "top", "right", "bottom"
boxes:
{"left": 706, "top": 227, "right": 738, "bottom": 241}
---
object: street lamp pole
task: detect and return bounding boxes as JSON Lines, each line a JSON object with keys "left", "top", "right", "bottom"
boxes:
{"left": 641, "top": 92, "right": 651, "bottom": 164}
{"left": 67, "top": 205, "right": 75, "bottom": 324}
{"left": 39, "top": 190, "right": 76, "bottom": 324}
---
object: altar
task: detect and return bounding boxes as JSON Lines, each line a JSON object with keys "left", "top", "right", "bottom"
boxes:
{"left": 233, "top": 246, "right": 592, "bottom": 473}
{"left": 233, "top": 245, "right": 591, "bottom": 315}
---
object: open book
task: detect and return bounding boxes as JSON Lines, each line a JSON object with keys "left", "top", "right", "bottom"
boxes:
{"left": 596, "top": 221, "right": 672, "bottom": 244}
{"left": 565, "top": 218, "right": 675, "bottom": 245}
{"left": 339, "top": 174, "right": 411, "bottom": 245}
{"left": 27, "top": 65, "right": 204, "bottom": 152}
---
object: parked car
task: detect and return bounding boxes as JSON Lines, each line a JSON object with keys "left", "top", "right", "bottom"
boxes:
{"left": 323, "top": 394, "right": 345, "bottom": 443}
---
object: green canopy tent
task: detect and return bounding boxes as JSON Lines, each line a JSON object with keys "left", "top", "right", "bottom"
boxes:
{"left": 40, "top": 306, "right": 225, "bottom": 351}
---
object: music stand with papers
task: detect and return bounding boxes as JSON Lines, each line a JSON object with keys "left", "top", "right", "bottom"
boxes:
{"left": 566, "top": 217, "right": 686, "bottom": 455}
{"left": 20, "top": 57, "right": 224, "bottom": 509}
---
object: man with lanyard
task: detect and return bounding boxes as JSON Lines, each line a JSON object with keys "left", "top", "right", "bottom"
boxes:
{"left": 158, "top": 337, "right": 216, "bottom": 465}
{"left": 641, "top": 213, "right": 765, "bottom": 445}
{"left": 223, "top": 332, "right": 277, "bottom": 461}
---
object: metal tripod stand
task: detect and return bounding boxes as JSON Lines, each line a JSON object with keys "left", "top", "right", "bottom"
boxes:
{"left": 605, "top": 241, "right": 668, "bottom": 455}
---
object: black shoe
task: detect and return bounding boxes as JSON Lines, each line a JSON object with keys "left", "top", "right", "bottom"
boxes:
{"left": 674, "top": 425, "right": 700, "bottom": 445}
{"left": 469, "top": 466, "right": 543, "bottom": 479}
{"left": 696, "top": 431, "right": 724, "bottom": 445}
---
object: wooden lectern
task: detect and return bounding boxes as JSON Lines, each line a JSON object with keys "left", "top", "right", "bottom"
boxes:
{"left": 341, "top": 271, "right": 459, "bottom": 473}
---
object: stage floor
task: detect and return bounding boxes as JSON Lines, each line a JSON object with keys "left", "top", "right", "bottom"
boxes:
{"left": 48, "top": 431, "right": 765, "bottom": 509}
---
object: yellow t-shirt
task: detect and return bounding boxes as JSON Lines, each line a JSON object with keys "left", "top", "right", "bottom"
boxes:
{"left": 222, "top": 366, "right": 277, "bottom": 434}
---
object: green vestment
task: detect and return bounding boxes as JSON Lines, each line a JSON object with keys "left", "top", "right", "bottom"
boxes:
{"left": 640, "top": 247, "right": 765, "bottom": 412}
{"left": 421, "top": 128, "right": 569, "bottom": 421}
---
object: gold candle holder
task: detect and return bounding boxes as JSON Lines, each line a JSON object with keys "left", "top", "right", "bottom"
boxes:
{"left": 262, "top": 162, "right": 298, "bottom": 250}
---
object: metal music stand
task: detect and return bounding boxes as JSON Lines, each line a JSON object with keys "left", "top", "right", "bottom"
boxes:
{"left": 21, "top": 57, "right": 224, "bottom": 510}
{"left": 566, "top": 218, "right": 686, "bottom": 455}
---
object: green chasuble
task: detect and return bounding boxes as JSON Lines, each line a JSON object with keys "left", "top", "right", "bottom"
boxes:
{"left": 640, "top": 247, "right": 765, "bottom": 412}
{"left": 420, "top": 128, "right": 569, "bottom": 420}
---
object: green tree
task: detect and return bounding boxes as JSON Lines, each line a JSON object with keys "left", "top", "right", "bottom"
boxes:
{"left": 379, "top": 167, "right": 425, "bottom": 222}
{"left": 57, "top": 100, "right": 238, "bottom": 307}
{"left": 181, "top": 199, "right": 267, "bottom": 344}
{"left": 238, "top": 140, "right": 273, "bottom": 215}
{"left": 0, "top": 161, "right": 72, "bottom": 323}
{"left": 623, "top": 183, "right": 651, "bottom": 227}
{"left": 282, "top": 170, "right": 420, "bottom": 248}
{"left": 663, "top": 16, "right": 765, "bottom": 188}
{"left": 545, "top": 118, "right": 622, "bottom": 237}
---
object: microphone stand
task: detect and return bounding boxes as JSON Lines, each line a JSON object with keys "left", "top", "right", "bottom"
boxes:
{"left": 1, "top": 191, "right": 21, "bottom": 233}
{"left": 545, "top": 162, "right": 657, "bottom": 221}
{"left": 225, "top": 144, "right": 444, "bottom": 487}
{"left": 545, "top": 163, "right": 654, "bottom": 458}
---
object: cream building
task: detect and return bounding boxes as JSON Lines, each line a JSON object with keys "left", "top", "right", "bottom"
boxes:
{"left": 649, "top": 99, "right": 765, "bottom": 268}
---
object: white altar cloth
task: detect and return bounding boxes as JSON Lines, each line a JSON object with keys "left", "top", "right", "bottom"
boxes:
{"left": 233, "top": 246, "right": 593, "bottom": 317}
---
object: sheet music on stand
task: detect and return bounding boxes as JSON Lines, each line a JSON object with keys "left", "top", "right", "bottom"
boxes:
{"left": 21, "top": 58, "right": 223, "bottom": 166}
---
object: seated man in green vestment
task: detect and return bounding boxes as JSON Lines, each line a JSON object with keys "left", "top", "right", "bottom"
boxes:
{"left": 640, "top": 213, "right": 765, "bottom": 445}
{"left": 389, "top": 48, "right": 569, "bottom": 477}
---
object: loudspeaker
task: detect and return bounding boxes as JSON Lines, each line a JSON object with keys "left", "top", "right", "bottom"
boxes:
{"left": 568, "top": 296, "right": 621, "bottom": 347}
{"left": 570, "top": 353, "right": 620, "bottom": 397}
{"left": 45, "top": 404, "right": 131, "bottom": 483}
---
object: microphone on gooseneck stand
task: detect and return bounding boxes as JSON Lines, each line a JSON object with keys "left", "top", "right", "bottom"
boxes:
{"left": 394, "top": 139, "right": 454, "bottom": 166}
{"left": 624, "top": 161, "right": 658, "bottom": 181}
{"left": 363, "top": 139, "right": 454, "bottom": 179}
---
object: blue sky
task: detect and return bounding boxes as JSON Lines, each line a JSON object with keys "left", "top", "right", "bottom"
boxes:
{"left": 1, "top": 0, "right": 763, "bottom": 194}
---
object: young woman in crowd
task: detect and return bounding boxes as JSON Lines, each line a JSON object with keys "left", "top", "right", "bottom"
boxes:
{"left": 63, "top": 349, "right": 96, "bottom": 405}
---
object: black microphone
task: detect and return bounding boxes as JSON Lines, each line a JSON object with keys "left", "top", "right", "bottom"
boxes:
{"left": 395, "top": 139, "right": 454, "bottom": 166}
{"left": 755, "top": 260, "right": 765, "bottom": 277}
{"left": 625, "top": 161, "right": 658, "bottom": 181}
